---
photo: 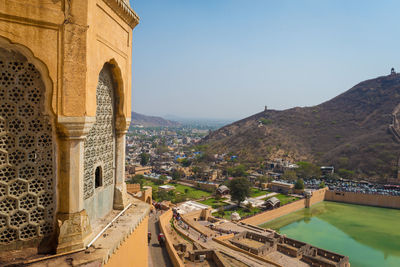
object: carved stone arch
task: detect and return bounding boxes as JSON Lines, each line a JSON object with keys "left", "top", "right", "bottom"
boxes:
{"left": 106, "top": 58, "right": 128, "bottom": 133}
{"left": 0, "top": 36, "right": 57, "bottom": 251}
{"left": 0, "top": 36, "right": 56, "bottom": 118}
{"left": 83, "top": 62, "right": 119, "bottom": 222}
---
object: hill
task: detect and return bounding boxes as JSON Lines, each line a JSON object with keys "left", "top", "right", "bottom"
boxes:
{"left": 131, "top": 112, "right": 181, "bottom": 127}
{"left": 203, "top": 73, "right": 400, "bottom": 180}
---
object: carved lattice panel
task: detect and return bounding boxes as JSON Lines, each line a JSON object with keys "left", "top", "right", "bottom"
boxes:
{"left": 83, "top": 66, "right": 115, "bottom": 199}
{"left": 0, "top": 48, "right": 55, "bottom": 245}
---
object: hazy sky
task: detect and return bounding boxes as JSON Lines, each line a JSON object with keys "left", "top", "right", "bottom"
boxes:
{"left": 129, "top": 0, "right": 400, "bottom": 120}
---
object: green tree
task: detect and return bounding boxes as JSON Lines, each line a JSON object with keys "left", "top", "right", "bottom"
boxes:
{"left": 295, "top": 179, "right": 305, "bottom": 190}
{"left": 319, "top": 181, "right": 326, "bottom": 188}
{"left": 227, "top": 164, "right": 248, "bottom": 177}
{"left": 181, "top": 158, "right": 192, "bottom": 167}
{"left": 157, "top": 190, "right": 169, "bottom": 201}
{"left": 140, "top": 152, "right": 150, "bottom": 166}
{"left": 282, "top": 170, "right": 297, "bottom": 181}
{"left": 229, "top": 177, "right": 251, "bottom": 205}
{"left": 256, "top": 176, "right": 270, "bottom": 189}
{"left": 127, "top": 174, "right": 144, "bottom": 187}
{"left": 296, "top": 162, "right": 321, "bottom": 179}
{"left": 338, "top": 168, "right": 355, "bottom": 179}
{"left": 325, "top": 173, "right": 340, "bottom": 180}
{"left": 172, "top": 169, "right": 185, "bottom": 180}
{"left": 155, "top": 175, "right": 167, "bottom": 185}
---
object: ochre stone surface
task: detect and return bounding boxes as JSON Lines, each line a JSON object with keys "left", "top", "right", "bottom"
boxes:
{"left": 104, "top": 216, "right": 149, "bottom": 267}
{"left": 56, "top": 210, "right": 92, "bottom": 253}
{"left": 0, "top": 0, "right": 140, "bottom": 259}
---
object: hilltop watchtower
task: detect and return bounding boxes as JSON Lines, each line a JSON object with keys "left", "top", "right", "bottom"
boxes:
{"left": 391, "top": 68, "right": 396, "bottom": 75}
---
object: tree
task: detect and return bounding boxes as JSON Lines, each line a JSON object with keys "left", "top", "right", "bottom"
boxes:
{"left": 295, "top": 179, "right": 305, "bottom": 190}
{"left": 325, "top": 173, "right": 340, "bottom": 180}
{"left": 181, "top": 158, "right": 191, "bottom": 167}
{"left": 191, "top": 165, "right": 204, "bottom": 178}
{"left": 256, "top": 176, "right": 270, "bottom": 189}
{"left": 229, "top": 177, "right": 251, "bottom": 205}
{"left": 155, "top": 175, "right": 167, "bottom": 185}
{"left": 296, "top": 161, "right": 321, "bottom": 179}
{"left": 127, "top": 174, "right": 144, "bottom": 187}
{"left": 319, "top": 181, "right": 326, "bottom": 188}
{"left": 140, "top": 152, "right": 150, "bottom": 166}
{"left": 172, "top": 169, "right": 185, "bottom": 180}
{"left": 282, "top": 170, "right": 297, "bottom": 181}
{"left": 338, "top": 168, "right": 355, "bottom": 179}
{"left": 156, "top": 190, "right": 169, "bottom": 201}
{"left": 227, "top": 164, "right": 248, "bottom": 177}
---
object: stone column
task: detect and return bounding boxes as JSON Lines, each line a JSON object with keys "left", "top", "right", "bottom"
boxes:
{"left": 56, "top": 116, "right": 95, "bottom": 253}
{"left": 113, "top": 117, "right": 130, "bottom": 210}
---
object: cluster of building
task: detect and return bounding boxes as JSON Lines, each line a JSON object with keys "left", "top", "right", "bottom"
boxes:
{"left": 159, "top": 206, "right": 350, "bottom": 267}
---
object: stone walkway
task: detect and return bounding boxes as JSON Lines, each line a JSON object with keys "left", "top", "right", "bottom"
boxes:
{"left": 148, "top": 211, "right": 173, "bottom": 267}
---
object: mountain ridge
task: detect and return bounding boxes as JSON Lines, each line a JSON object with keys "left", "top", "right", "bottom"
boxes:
{"left": 131, "top": 112, "right": 181, "bottom": 127}
{"left": 203, "top": 73, "right": 400, "bottom": 180}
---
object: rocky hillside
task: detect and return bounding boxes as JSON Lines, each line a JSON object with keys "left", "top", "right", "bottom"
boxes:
{"left": 203, "top": 74, "right": 400, "bottom": 179}
{"left": 131, "top": 112, "right": 181, "bottom": 127}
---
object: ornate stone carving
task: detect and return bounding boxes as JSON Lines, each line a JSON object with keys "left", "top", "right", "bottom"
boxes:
{"left": 103, "top": 0, "right": 140, "bottom": 28}
{"left": 83, "top": 66, "right": 115, "bottom": 199}
{"left": 0, "top": 48, "right": 55, "bottom": 247}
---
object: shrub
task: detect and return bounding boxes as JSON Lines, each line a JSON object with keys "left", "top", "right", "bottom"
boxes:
{"left": 295, "top": 179, "right": 305, "bottom": 190}
{"left": 260, "top": 118, "right": 272, "bottom": 125}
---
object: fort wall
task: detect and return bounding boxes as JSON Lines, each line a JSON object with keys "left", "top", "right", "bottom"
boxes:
{"left": 325, "top": 190, "right": 400, "bottom": 209}
{"left": 306, "top": 187, "right": 328, "bottom": 207}
{"left": 240, "top": 199, "right": 305, "bottom": 225}
{"left": 240, "top": 188, "right": 328, "bottom": 225}
{"left": 158, "top": 209, "right": 185, "bottom": 267}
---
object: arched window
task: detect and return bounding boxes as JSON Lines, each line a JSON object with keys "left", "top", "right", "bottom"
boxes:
{"left": 95, "top": 166, "right": 103, "bottom": 188}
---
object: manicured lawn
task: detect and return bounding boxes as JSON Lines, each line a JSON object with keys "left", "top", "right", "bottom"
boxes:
{"left": 142, "top": 179, "right": 211, "bottom": 203}
{"left": 267, "top": 193, "right": 300, "bottom": 205}
{"left": 199, "top": 198, "right": 228, "bottom": 209}
{"left": 249, "top": 188, "right": 269, "bottom": 197}
{"left": 142, "top": 180, "right": 161, "bottom": 192}
{"left": 213, "top": 206, "right": 262, "bottom": 220}
{"left": 173, "top": 184, "right": 212, "bottom": 199}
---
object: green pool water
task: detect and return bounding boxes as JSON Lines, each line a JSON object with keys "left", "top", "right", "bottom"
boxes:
{"left": 259, "top": 201, "right": 400, "bottom": 267}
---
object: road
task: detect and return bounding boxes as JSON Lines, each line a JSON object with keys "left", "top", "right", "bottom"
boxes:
{"left": 148, "top": 211, "right": 173, "bottom": 267}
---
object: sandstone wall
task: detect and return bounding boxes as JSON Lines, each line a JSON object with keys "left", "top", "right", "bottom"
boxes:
{"left": 325, "top": 190, "right": 400, "bottom": 209}
{"left": 241, "top": 188, "right": 328, "bottom": 225}
{"left": 159, "top": 209, "right": 185, "bottom": 267}
{"left": 240, "top": 199, "right": 306, "bottom": 225}
{"left": 306, "top": 187, "right": 328, "bottom": 207}
{"left": 105, "top": 216, "right": 149, "bottom": 267}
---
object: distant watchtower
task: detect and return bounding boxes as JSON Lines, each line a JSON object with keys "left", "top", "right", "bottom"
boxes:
{"left": 264, "top": 105, "right": 268, "bottom": 112}
{"left": 391, "top": 68, "right": 396, "bottom": 75}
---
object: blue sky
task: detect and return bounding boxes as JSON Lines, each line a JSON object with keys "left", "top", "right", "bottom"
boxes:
{"left": 129, "top": 0, "right": 400, "bottom": 120}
